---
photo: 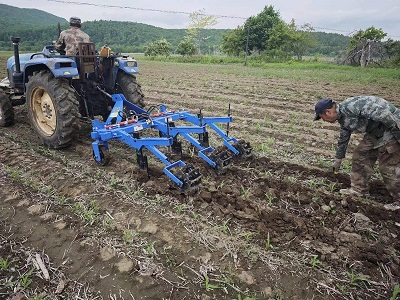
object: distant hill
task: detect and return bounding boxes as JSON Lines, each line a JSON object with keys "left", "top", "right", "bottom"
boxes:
{"left": 0, "top": 4, "right": 67, "bottom": 31}
{"left": 0, "top": 3, "right": 350, "bottom": 56}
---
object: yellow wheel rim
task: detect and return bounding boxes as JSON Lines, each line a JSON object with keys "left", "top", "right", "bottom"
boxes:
{"left": 31, "top": 87, "right": 56, "bottom": 136}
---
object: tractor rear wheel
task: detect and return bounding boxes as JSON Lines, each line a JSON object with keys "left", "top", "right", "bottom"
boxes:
{"left": 0, "top": 90, "right": 14, "bottom": 127}
{"left": 116, "top": 72, "right": 145, "bottom": 107}
{"left": 26, "top": 70, "right": 80, "bottom": 149}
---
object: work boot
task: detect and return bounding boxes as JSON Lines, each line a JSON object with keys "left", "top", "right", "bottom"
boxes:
{"left": 384, "top": 201, "right": 400, "bottom": 211}
{"left": 339, "top": 188, "right": 369, "bottom": 197}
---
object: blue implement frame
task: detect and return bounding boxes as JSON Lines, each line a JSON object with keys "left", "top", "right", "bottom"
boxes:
{"left": 91, "top": 93, "right": 249, "bottom": 189}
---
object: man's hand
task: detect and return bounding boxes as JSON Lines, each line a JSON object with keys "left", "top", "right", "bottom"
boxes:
{"left": 332, "top": 158, "right": 343, "bottom": 174}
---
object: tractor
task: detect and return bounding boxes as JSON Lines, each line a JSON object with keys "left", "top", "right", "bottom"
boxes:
{"left": 0, "top": 38, "right": 252, "bottom": 192}
{"left": 0, "top": 37, "right": 144, "bottom": 148}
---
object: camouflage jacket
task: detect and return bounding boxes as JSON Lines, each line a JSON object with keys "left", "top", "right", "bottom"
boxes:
{"left": 54, "top": 27, "right": 90, "bottom": 56}
{"left": 335, "top": 96, "right": 400, "bottom": 159}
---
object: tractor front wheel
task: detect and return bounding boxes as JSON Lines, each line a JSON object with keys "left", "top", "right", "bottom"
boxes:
{"left": 116, "top": 72, "right": 145, "bottom": 107}
{"left": 0, "top": 90, "right": 14, "bottom": 127}
{"left": 26, "top": 70, "right": 80, "bottom": 148}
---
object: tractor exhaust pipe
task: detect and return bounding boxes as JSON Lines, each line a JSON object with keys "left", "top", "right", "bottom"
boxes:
{"left": 12, "top": 37, "right": 21, "bottom": 73}
{"left": 11, "top": 37, "right": 23, "bottom": 92}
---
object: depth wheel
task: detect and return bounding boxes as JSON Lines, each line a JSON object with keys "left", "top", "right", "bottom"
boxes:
{"left": 93, "top": 145, "right": 110, "bottom": 166}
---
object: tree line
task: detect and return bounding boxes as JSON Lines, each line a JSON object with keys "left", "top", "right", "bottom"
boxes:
{"left": 1, "top": 4, "right": 398, "bottom": 66}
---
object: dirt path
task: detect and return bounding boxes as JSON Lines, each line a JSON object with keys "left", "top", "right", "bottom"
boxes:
{"left": 1, "top": 60, "right": 399, "bottom": 300}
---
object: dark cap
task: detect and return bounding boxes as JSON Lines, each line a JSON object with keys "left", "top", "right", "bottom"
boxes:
{"left": 69, "top": 16, "right": 81, "bottom": 26}
{"left": 314, "top": 98, "right": 333, "bottom": 120}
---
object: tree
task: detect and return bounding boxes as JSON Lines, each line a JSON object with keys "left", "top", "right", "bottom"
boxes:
{"left": 383, "top": 38, "right": 400, "bottom": 65}
{"left": 176, "top": 37, "right": 197, "bottom": 56}
{"left": 221, "top": 26, "right": 245, "bottom": 56}
{"left": 220, "top": 5, "right": 284, "bottom": 56}
{"left": 187, "top": 9, "right": 218, "bottom": 55}
{"left": 245, "top": 5, "right": 284, "bottom": 54}
{"left": 144, "top": 38, "right": 171, "bottom": 57}
{"left": 286, "top": 20, "right": 316, "bottom": 60}
{"left": 344, "top": 26, "right": 387, "bottom": 67}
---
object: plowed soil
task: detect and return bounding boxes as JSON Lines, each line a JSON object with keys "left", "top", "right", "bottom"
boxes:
{"left": 1, "top": 59, "right": 399, "bottom": 300}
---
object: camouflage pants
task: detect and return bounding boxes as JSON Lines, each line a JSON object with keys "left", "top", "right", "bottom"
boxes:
{"left": 351, "top": 136, "right": 400, "bottom": 200}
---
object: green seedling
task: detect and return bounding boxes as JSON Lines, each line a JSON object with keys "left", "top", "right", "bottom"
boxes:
{"left": 237, "top": 295, "right": 257, "bottom": 300}
{"left": 123, "top": 230, "right": 137, "bottom": 244}
{"left": 242, "top": 231, "right": 253, "bottom": 242}
{"left": 326, "top": 181, "right": 338, "bottom": 193}
{"left": 390, "top": 284, "right": 400, "bottom": 300}
{"left": 175, "top": 204, "right": 185, "bottom": 215}
{"left": 204, "top": 275, "right": 219, "bottom": 291}
{"left": 265, "top": 192, "right": 276, "bottom": 206}
{"left": 4, "top": 166, "right": 21, "bottom": 180}
{"left": 265, "top": 232, "right": 272, "bottom": 250}
{"left": 220, "top": 220, "right": 230, "bottom": 233}
{"left": 110, "top": 175, "right": 118, "bottom": 187}
{"left": 217, "top": 180, "right": 226, "bottom": 190}
{"left": 72, "top": 201, "right": 100, "bottom": 225}
{"left": 192, "top": 211, "right": 200, "bottom": 220}
{"left": 0, "top": 257, "right": 11, "bottom": 271}
{"left": 241, "top": 185, "right": 251, "bottom": 200}
{"left": 29, "top": 296, "right": 46, "bottom": 300}
{"left": 19, "top": 268, "right": 34, "bottom": 289}
{"left": 346, "top": 269, "right": 367, "bottom": 286}
{"left": 336, "top": 283, "right": 347, "bottom": 294}
{"left": 311, "top": 255, "right": 320, "bottom": 269}
{"left": 145, "top": 241, "right": 156, "bottom": 256}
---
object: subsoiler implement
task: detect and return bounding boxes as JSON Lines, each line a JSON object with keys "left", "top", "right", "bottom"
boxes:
{"left": 91, "top": 92, "right": 252, "bottom": 192}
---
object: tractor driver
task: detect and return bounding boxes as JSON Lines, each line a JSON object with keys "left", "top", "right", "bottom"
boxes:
{"left": 55, "top": 16, "right": 90, "bottom": 56}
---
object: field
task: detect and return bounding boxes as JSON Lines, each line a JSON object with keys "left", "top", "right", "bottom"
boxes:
{"left": 0, "top": 56, "right": 399, "bottom": 300}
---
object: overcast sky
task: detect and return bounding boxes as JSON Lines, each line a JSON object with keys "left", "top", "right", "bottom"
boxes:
{"left": 3, "top": 0, "right": 400, "bottom": 39}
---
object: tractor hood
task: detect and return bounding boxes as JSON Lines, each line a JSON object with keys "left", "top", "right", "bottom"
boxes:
{"left": 7, "top": 53, "right": 79, "bottom": 78}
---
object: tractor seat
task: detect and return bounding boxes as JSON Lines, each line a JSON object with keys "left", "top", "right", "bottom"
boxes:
{"left": 77, "top": 42, "right": 96, "bottom": 78}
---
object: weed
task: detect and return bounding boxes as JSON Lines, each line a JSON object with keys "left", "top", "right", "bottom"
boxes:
{"left": 265, "top": 232, "right": 272, "bottom": 250}
{"left": 192, "top": 211, "right": 200, "bottom": 220}
{"left": 110, "top": 175, "right": 118, "bottom": 187}
{"left": 241, "top": 185, "right": 251, "bottom": 200}
{"left": 102, "top": 215, "right": 113, "bottom": 229}
{"left": 204, "top": 275, "right": 219, "bottom": 291}
{"left": 237, "top": 295, "right": 257, "bottom": 300}
{"left": 255, "top": 122, "right": 262, "bottom": 133}
{"left": 54, "top": 195, "right": 69, "bottom": 205}
{"left": 215, "top": 219, "right": 230, "bottom": 234}
{"left": 60, "top": 155, "right": 68, "bottom": 165}
{"left": 4, "top": 166, "right": 21, "bottom": 180}
{"left": 287, "top": 176, "right": 297, "bottom": 184}
{"left": 326, "top": 181, "right": 338, "bottom": 193}
{"left": 29, "top": 296, "right": 47, "bottom": 300}
{"left": 123, "top": 229, "right": 137, "bottom": 244}
{"left": 241, "top": 231, "right": 253, "bottom": 242}
{"left": 19, "top": 268, "right": 34, "bottom": 289}
{"left": 72, "top": 201, "right": 100, "bottom": 225}
{"left": 175, "top": 204, "right": 185, "bottom": 215}
{"left": 265, "top": 192, "right": 276, "bottom": 206}
{"left": 311, "top": 255, "right": 320, "bottom": 269}
{"left": 217, "top": 180, "right": 226, "bottom": 190}
{"left": 316, "top": 155, "right": 331, "bottom": 168}
{"left": 312, "top": 195, "right": 319, "bottom": 203}
{"left": 145, "top": 241, "right": 156, "bottom": 256}
{"left": 366, "top": 228, "right": 379, "bottom": 241}
{"left": 391, "top": 284, "right": 400, "bottom": 300}
{"left": 346, "top": 269, "right": 367, "bottom": 286}
{"left": 336, "top": 283, "right": 347, "bottom": 294}
{"left": 0, "top": 257, "right": 11, "bottom": 271}
{"left": 133, "top": 185, "right": 145, "bottom": 198}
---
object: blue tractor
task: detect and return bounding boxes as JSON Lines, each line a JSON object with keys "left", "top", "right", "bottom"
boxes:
{"left": 0, "top": 37, "right": 144, "bottom": 148}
